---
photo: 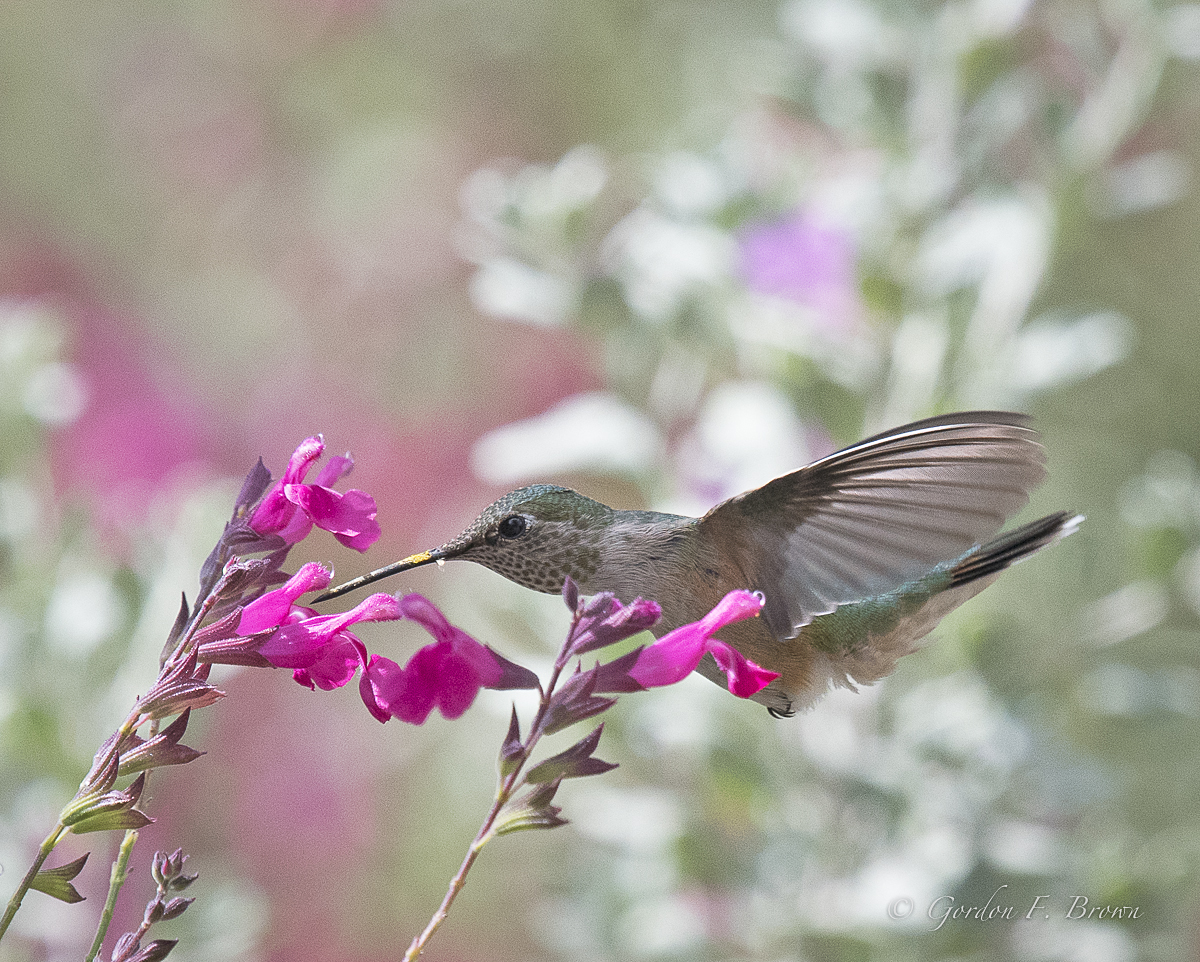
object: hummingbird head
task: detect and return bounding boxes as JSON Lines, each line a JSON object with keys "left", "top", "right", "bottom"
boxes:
{"left": 433, "top": 484, "right": 614, "bottom": 592}
{"left": 314, "top": 483, "right": 616, "bottom": 602}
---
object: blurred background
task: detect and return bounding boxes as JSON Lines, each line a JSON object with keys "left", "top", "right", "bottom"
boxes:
{"left": 3, "top": 0, "right": 1200, "bottom": 959}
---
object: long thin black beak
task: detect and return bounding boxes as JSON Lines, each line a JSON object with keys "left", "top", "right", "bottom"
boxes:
{"left": 313, "top": 547, "right": 447, "bottom": 603}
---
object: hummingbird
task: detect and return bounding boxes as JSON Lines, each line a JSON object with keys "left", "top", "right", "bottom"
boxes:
{"left": 317, "top": 411, "right": 1080, "bottom": 716}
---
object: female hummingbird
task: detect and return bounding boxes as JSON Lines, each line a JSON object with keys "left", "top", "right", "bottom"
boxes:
{"left": 318, "top": 411, "right": 1080, "bottom": 716}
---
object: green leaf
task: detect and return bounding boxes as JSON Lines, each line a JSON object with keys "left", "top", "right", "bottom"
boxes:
{"left": 29, "top": 852, "right": 90, "bottom": 903}
{"left": 70, "top": 808, "right": 154, "bottom": 835}
{"left": 493, "top": 808, "right": 569, "bottom": 836}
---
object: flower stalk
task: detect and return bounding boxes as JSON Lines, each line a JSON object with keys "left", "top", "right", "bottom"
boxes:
{"left": 401, "top": 578, "right": 771, "bottom": 959}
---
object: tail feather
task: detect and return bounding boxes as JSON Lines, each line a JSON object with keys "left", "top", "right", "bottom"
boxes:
{"left": 950, "top": 511, "right": 1083, "bottom": 588}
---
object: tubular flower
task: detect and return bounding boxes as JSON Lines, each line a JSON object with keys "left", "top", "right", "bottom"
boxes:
{"left": 359, "top": 594, "right": 538, "bottom": 724}
{"left": 249, "top": 436, "right": 381, "bottom": 550}
{"left": 597, "top": 590, "right": 778, "bottom": 698}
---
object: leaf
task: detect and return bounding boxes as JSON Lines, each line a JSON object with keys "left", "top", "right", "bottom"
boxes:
{"left": 569, "top": 597, "right": 660, "bottom": 655}
{"left": 525, "top": 724, "right": 617, "bottom": 783}
{"left": 494, "top": 779, "right": 568, "bottom": 836}
{"left": 160, "top": 896, "right": 194, "bottom": 921}
{"left": 64, "top": 774, "right": 151, "bottom": 831}
{"left": 119, "top": 711, "right": 204, "bottom": 775}
{"left": 562, "top": 576, "right": 580, "bottom": 613}
{"left": 29, "top": 852, "right": 89, "bottom": 903}
{"left": 540, "top": 666, "right": 617, "bottom": 736}
{"left": 492, "top": 809, "right": 569, "bottom": 836}
{"left": 69, "top": 808, "right": 155, "bottom": 835}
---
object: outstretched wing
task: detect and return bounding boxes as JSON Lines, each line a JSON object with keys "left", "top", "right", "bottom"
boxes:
{"left": 702, "top": 412, "right": 1047, "bottom": 640}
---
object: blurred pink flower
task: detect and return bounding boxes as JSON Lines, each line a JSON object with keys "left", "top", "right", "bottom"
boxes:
{"left": 599, "top": 590, "right": 778, "bottom": 698}
{"left": 359, "top": 594, "right": 538, "bottom": 724}
{"left": 739, "top": 214, "right": 859, "bottom": 330}
{"left": 250, "top": 435, "right": 381, "bottom": 550}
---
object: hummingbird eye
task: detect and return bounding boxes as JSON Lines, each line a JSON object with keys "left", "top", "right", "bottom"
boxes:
{"left": 498, "top": 515, "right": 528, "bottom": 539}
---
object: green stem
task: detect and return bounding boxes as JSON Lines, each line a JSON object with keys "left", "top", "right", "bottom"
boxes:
{"left": 0, "top": 821, "right": 68, "bottom": 942}
{"left": 84, "top": 830, "right": 139, "bottom": 962}
{"left": 402, "top": 658, "right": 570, "bottom": 961}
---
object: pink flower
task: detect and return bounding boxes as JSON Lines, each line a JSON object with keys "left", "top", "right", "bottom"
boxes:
{"left": 249, "top": 436, "right": 381, "bottom": 550}
{"left": 236, "top": 562, "right": 332, "bottom": 635}
{"left": 598, "top": 590, "right": 778, "bottom": 698}
{"left": 359, "top": 594, "right": 539, "bottom": 724}
{"left": 256, "top": 593, "right": 401, "bottom": 694}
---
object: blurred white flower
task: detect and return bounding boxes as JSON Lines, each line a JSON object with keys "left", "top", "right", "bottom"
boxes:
{"left": 653, "top": 152, "right": 729, "bottom": 218}
{"left": 1007, "top": 312, "right": 1133, "bottom": 396}
{"left": 22, "top": 361, "right": 88, "bottom": 426}
{"left": 1165, "top": 3, "right": 1200, "bottom": 59}
{"left": 471, "top": 391, "right": 663, "bottom": 485}
{"left": 674, "top": 381, "right": 810, "bottom": 512}
{"left": 469, "top": 256, "right": 576, "bottom": 326}
{"left": 985, "top": 820, "right": 1068, "bottom": 874}
{"left": 1090, "top": 150, "right": 1190, "bottom": 218}
{"left": 45, "top": 569, "right": 123, "bottom": 656}
{"left": 781, "top": 0, "right": 899, "bottom": 68}
{"left": 1080, "top": 580, "right": 1168, "bottom": 646}
{"left": 606, "top": 208, "right": 735, "bottom": 319}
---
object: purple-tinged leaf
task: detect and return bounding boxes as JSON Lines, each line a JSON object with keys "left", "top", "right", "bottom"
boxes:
{"left": 119, "top": 711, "right": 204, "bottom": 776}
{"left": 498, "top": 707, "right": 524, "bottom": 779}
{"left": 62, "top": 772, "right": 147, "bottom": 827}
{"left": 161, "top": 593, "right": 191, "bottom": 661}
{"left": 80, "top": 732, "right": 121, "bottom": 793}
{"left": 161, "top": 897, "right": 194, "bottom": 921}
{"left": 570, "top": 598, "right": 661, "bottom": 655}
{"left": 138, "top": 651, "right": 225, "bottom": 719}
{"left": 69, "top": 807, "right": 155, "bottom": 834}
{"left": 540, "top": 666, "right": 617, "bottom": 735}
{"left": 236, "top": 457, "right": 274, "bottom": 514}
{"left": 525, "top": 723, "right": 618, "bottom": 783}
{"left": 113, "top": 931, "right": 141, "bottom": 962}
{"left": 169, "top": 872, "right": 198, "bottom": 891}
{"left": 494, "top": 777, "right": 568, "bottom": 836}
{"left": 493, "top": 809, "right": 569, "bottom": 835}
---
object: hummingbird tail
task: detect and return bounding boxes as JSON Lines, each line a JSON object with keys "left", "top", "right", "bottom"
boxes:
{"left": 949, "top": 511, "right": 1083, "bottom": 588}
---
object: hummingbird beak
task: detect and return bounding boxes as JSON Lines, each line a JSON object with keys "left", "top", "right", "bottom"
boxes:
{"left": 313, "top": 546, "right": 453, "bottom": 603}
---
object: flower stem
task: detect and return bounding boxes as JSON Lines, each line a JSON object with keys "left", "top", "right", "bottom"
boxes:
{"left": 0, "top": 821, "right": 68, "bottom": 943}
{"left": 84, "top": 830, "right": 139, "bottom": 962}
{"left": 402, "top": 632, "right": 575, "bottom": 960}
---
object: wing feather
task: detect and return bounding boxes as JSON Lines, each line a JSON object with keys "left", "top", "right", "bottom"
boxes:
{"left": 702, "top": 412, "right": 1046, "bottom": 638}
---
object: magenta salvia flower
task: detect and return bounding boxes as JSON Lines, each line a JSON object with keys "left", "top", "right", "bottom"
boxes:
{"left": 256, "top": 593, "right": 401, "bottom": 674}
{"left": 236, "top": 562, "right": 332, "bottom": 635}
{"left": 359, "top": 594, "right": 539, "bottom": 724}
{"left": 249, "top": 436, "right": 382, "bottom": 551}
{"left": 598, "top": 590, "right": 778, "bottom": 698}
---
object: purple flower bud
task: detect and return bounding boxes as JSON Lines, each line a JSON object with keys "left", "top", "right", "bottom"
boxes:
{"left": 562, "top": 576, "right": 580, "bottom": 613}
{"left": 570, "top": 596, "right": 661, "bottom": 655}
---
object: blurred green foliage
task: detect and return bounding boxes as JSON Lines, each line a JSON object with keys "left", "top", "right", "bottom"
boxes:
{"left": 4, "top": 0, "right": 1200, "bottom": 960}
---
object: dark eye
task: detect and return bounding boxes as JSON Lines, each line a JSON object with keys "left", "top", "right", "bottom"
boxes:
{"left": 498, "top": 515, "right": 528, "bottom": 539}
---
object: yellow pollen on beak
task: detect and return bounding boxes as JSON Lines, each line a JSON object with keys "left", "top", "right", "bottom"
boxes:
{"left": 401, "top": 550, "right": 434, "bottom": 566}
